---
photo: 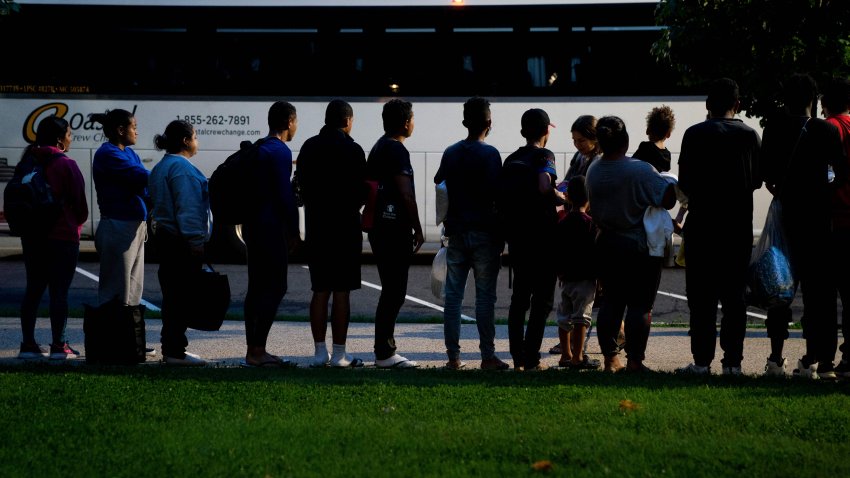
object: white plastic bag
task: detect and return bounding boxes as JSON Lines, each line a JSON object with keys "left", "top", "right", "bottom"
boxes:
{"left": 431, "top": 240, "right": 448, "bottom": 300}
{"left": 435, "top": 180, "right": 448, "bottom": 225}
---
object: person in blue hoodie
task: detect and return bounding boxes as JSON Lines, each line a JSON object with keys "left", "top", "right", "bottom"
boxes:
{"left": 90, "top": 108, "right": 152, "bottom": 361}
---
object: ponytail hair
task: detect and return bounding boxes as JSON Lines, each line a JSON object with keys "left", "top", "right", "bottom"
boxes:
{"left": 88, "top": 108, "right": 134, "bottom": 141}
{"left": 153, "top": 119, "right": 194, "bottom": 154}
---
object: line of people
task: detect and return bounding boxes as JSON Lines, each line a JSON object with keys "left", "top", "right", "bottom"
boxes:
{"left": 14, "top": 76, "right": 850, "bottom": 377}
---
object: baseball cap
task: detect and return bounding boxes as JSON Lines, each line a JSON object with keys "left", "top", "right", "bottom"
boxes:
{"left": 521, "top": 108, "right": 555, "bottom": 139}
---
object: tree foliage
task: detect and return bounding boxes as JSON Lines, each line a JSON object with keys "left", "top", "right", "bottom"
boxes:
{"left": 0, "top": 1, "right": 19, "bottom": 16}
{"left": 652, "top": 0, "right": 850, "bottom": 123}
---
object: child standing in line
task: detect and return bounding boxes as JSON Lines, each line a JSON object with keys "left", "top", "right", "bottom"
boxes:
{"left": 633, "top": 105, "right": 687, "bottom": 265}
{"left": 632, "top": 105, "right": 675, "bottom": 173}
{"left": 554, "top": 175, "right": 600, "bottom": 369}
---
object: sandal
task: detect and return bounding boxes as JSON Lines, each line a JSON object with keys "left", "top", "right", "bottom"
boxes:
{"left": 549, "top": 343, "right": 562, "bottom": 355}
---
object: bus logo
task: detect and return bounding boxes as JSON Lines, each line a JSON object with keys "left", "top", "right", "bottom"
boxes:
{"left": 23, "top": 103, "right": 69, "bottom": 144}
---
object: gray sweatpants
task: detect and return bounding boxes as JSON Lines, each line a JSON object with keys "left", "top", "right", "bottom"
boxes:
{"left": 95, "top": 218, "right": 146, "bottom": 307}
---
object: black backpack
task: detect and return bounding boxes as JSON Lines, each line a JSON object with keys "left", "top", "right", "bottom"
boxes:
{"left": 209, "top": 138, "right": 267, "bottom": 225}
{"left": 3, "top": 151, "right": 63, "bottom": 236}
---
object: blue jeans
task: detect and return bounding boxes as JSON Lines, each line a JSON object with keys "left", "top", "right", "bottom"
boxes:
{"left": 443, "top": 231, "right": 504, "bottom": 361}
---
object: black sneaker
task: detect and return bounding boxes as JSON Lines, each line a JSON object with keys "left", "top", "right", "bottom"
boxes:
{"left": 18, "top": 342, "right": 47, "bottom": 359}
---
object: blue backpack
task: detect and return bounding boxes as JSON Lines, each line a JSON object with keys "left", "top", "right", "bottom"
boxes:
{"left": 3, "top": 151, "right": 63, "bottom": 236}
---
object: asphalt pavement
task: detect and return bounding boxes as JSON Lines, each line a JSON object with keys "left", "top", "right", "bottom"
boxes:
{"left": 0, "top": 235, "right": 829, "bottom": 376}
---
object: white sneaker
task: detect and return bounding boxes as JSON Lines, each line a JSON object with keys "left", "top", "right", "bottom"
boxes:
{"left": 764, "top": 358, "right": 787, "bottom": 377}
{"left": 376, "top": 354, "right": 419, "bottom": 369}
{"left": 792, "top": 359, "right": 818, "bottom": 379}
{"left": 675, "top": 363, "right": 710, "bottom": 375}
{"left": 722, "top": 366, "right": 742, "bottom": 376}
{"left": 164, "top": 352, "right": 207, "bottom": 366}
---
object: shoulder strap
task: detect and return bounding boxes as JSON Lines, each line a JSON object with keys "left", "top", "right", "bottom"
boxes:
{"left": 777, "top": 118, "right": 810, "bottom": 196}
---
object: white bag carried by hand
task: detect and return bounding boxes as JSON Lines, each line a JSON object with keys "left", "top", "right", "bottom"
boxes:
{"left": 431, "top": 237, "right": 448, "bottom": 300}
{"left": 435, "top": 180, "right": 448, "bottom": 225}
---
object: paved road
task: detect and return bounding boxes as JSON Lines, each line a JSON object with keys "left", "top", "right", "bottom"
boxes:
{"left": 0, "top": 236, "right": 827, "bottom": 375}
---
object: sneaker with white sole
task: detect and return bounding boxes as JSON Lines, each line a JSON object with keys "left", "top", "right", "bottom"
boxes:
{"left": 722, "top": 366, "right": 742, "bottom": 376}
{"left": 816, "top": 363, "right": 838, "bottom": 380}
{"left": 675, "top": 363, "right": 711, "bottom": 375}
{"left": 163, "top": 351, "right": 207, "bottom": 366}
{"left": 375, "top": 354, "right": 418, "bottom": 369}
{"left": 764, "top": 357, "right": 787, "bottom": 377}
{"left": 49, "top": 343, "right": 80, "bottom": 360}
{"left": 792, "top": 359, "right": 818, "bottom": 379}
{"left": 834, "top": 360, "right": 850, "bottom": 378}
{"left": 145, "top": 348, "right": 157, "bottom": 357}
{"left": 18, "top": 342, "right": 47, "bottom": 359}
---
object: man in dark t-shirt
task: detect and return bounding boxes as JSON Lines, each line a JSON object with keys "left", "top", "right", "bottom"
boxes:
{"left": 434, "top": 97, "right": 508, "bottom": 371}
{"left": 365, "top": 99, "right": 424, "bottom": 369}
{"left": 497, "top": 108, "right": 565, "bottom": 371}
{"left": 677, "top": 78, "right": 761, "bottom": 376}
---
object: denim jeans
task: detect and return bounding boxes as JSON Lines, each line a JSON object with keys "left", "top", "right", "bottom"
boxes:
{"left": 443, "top": 231, "right": 504, "bottom": 361}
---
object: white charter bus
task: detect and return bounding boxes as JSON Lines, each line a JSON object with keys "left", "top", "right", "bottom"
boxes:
{"left": 0, "top": 1, "right": 770, "bottom": 260}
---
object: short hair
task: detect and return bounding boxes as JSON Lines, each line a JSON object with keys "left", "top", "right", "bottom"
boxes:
{"left": 462, "top": 96, "right": 491, "bottom": 130}
{"left": 382, "top": 98, "right": 413, "bottom": 135}
{"left": 88, "top": 108, "right": 134, "bottom": 141}
{"left": 570, "top": 115, "right": 597, "bottom": 141}
{"left": 646, "top": 105, "right": 675, "bottom": 141}
{"left": 782, "top": 73, "right": 818, "bottom": 114}
{"left": 268, "top": 101, "right": 296, "bottom": 131}
{"left": 325, "top": 99, "right": 353, "bottom": 129}
{"left": 820, "top": 77, "right": 850, "bottom": 115}
{"left": 521, "top": 108, "right": 552, "bottom": 140}
{"left": 34, "top": 115, "right": 70, "bottom": 147}
{"left": 567, "top": 174, "right": 588, "bottom": 206}
{"left": 596, "top": 116, "right": 629, "bottom": 154}
{"left": 153, "top": 119, "right": 195, "bottom": 154}
{"left": 706, "top": 78, "right": 740, "bottom": 116}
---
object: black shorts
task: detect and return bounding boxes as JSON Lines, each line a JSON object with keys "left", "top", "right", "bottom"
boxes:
{"left": 307, "top": 240, "right": 362, "bottom": 292}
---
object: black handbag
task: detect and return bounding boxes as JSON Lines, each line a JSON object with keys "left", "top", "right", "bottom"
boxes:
{"left": 185, "top": 264, "right": 231, "bottom": 331}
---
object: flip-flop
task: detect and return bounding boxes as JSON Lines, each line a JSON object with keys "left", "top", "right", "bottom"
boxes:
{"left": 330, "top": 357, "right": 364, "bottom": 368}
{"left": 376, "top": 355, "right": 419, "bottom": 369}
{"left": 240, "top": 356, "right": 295, "bottom": 369}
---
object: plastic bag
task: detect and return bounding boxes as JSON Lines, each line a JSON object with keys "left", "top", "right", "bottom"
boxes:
{"left": 431, "top": 239, "right": 448, "bottom": 300}
{"left": 746, "top": 198, "right": 797, "bottom": 310}
{"left": 435, "top": 180, "right": 448, "bottom": 225}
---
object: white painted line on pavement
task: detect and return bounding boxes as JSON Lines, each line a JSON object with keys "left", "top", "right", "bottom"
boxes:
{"left": 75, "top": 267, "right": 161, "bottom": 312}
{"left": 298, "top": 265, "right": 475, "bottom": 322}
{"left": 656, "top": 290, "right": 767, "bottom": 320}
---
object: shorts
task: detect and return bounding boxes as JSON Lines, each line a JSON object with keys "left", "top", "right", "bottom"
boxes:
{"left": 555, "top": 279, "right": 596, "bottom": 328}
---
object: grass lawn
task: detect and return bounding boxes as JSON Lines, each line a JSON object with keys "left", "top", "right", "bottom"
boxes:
{"left": 1, "top": 364, "right": 848, "bottom": 477}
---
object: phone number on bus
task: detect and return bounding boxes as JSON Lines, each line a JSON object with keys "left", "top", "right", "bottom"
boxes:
{"left": 177, "top": 115, "right": 251, "bottom": 126}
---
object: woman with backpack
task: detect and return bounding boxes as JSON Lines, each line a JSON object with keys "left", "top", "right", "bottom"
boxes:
{"left": 14, "top": 115, "right": 88, "bottom": 360}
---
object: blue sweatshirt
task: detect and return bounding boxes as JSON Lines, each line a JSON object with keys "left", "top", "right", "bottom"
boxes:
{"left": 149, "top": 153, "right": 211, "bottom": 247}
{"left": 92, "top": 142, "right": 150, "bottom": 221}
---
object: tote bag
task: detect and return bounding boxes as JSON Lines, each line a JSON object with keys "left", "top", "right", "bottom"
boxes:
{"left": 185, "top": 265, "right": 231, "bottom": 331}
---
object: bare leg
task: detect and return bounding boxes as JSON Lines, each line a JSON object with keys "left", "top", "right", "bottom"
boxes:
{"left": 570, "top": 324, "right": 587, "bottom": 364}
{"left": 330, "top": 291, "right": 351, "bottom": 345}
{"left": 558, "top": 328, "right": 572, "bottom": 364}
{"left": 310, "top": 291, "right": 331, "bottom": 343}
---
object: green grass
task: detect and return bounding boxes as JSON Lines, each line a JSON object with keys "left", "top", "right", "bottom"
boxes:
{"left": 1, "top": 365, "right": 848, "bottom": 477}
